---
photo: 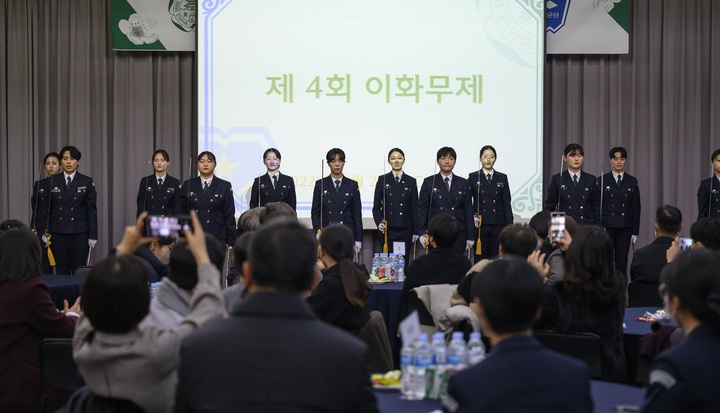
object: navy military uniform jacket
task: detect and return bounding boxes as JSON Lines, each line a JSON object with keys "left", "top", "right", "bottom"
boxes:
{"left": 544, "top": 171, "right": 600, "bottom": 225}
{"left": 31, "top": 176, "right": 55, "bottom": 233}
{"left": 697, "top": 176, "right": 720, "bottom": 219}
{"left": 372, "top": 173, "right": 418, "bottom": 233}
{"left": 136, "top": 174, "right": 181, "bottom": 217}
{"left": 249, "top": 173, "right": 297, "bottom": 210}
{"left": 311, "top": 176, "right": 363, "bottom": 242}
{"left": 48, "top": 173, "right": 98, "bottom": 239}
{"left": 468, "top": 170, "right": 513, "bottom": 226}
{"left": 418, "top": 174, "right": 474, "bottom": 237}
{"left": 180, "top": 176, "right": 236, "bottom": 247}
{"left": 599, "top": 172, "right": 641, "bottom": 232}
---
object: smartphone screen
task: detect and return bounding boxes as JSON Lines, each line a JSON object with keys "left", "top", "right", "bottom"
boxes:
{"left": 679, "top": 237, "right": 693, "bottom": 251}
{"left": 145, "top": 215, "right": 191, "bottom": 238}
{"left": 550, "top": 212, "right": 566, "bottom": 244}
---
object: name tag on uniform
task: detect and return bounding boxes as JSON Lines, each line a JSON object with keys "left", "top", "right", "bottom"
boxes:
{"left": 52, "top": 187, "right": 61, "bottom": 193}
{"left": 497, "top": 182, "right": 504, "bottom": 187}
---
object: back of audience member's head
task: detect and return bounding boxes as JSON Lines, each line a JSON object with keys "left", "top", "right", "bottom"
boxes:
{"left": 660, "top": 250, "right": 720, "bottom": 335}
{"left": 656, "top": 205, "right": 682, "bottom": 235}
{"left": 563, "top": 226, "right": 622, "bottom": 303}
{"left": 237, "top": 207, "right": 264, "bottom": 235}
{"left": 499, "top": 224, "right": 538, "bottom": 258}
{"left": 168, "top": 234, "right": 225, "bottom": 290}
{"left": 319, "top": 224, "right": 371, "bottom": 308}
{"left": 0, "top": 219, "right": 27, "bottom": 232}
{"left": 690, "top": 218, "right": 720, "bottom": 250}
{"left": 82, "top": 255, "right": 149, "bottom": 334}
{"left": 0, "top": 227, "right": 42, "bottom": 285}
{"left": 428, "top": 213, "right": 459, "bottom": 248}
{"left": 565, "top": 215, "right": 579, "bottom": 238}
{"left": 260, "top": 202, "right": 297, "bottom": 224}
{"left": 529, "top": 211, "right": 551, "bottom": 241}
{"left": 249, "top": 219, "right": 316, "bottom": 293}
{"left": 233, "top": 232, "right": 256, "bottom": 273}
{"left": 470, "top": 259, "right": 544, "bottom": 334}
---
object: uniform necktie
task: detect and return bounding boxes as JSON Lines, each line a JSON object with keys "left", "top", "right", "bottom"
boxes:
{"left": 617, "top": 175, "right": 622, "bottom": 185}
{"left": 158, "top": 178, "right": 163, "bottom": 187}
{"left": 395, "top": 175, "right": 400, "bottom": 184}
{"left": 444, "top": 177, "right": 450, "bottom": 191}
{"left": 273, "top": 175, "right": 278, "bottom": 189}
{"left": 573, "top": 174, "right": 578, "bottom": 186}
{"left": 486, "top": 173, "right": 491, "bottom": 182}
{"left": 335, "top": 180, "right": 341, "bottom": 193}
{"left": 203, "top": 181, "right": 209, "bottom": 192}
{"left": 66, "top": 176, "right": 71, "bottom": 187}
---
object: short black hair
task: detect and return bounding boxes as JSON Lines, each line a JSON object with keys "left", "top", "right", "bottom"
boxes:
{"left": 471, "top": 259, "right": 544, "bottom": 334}
{"left": 428, "top": 213, "right": 459, "bottom": 248}
{"left": 260, "top": 202, "right": 297, "bottom": 224}
{"left": 661, "top": 250, "right": 720, "bottom": 335}
{"left": 326, "top": 148, "right": 346, "bottom": 163}
{"left": 263, "top": 148, "right": 281, "bottom": 160}
{"left": 480, "top": 145, "right": 497, "bottom": 158}
{"left": 249, "top": 220, "right": 317, "bottom": 293}
{"left": 529, "top": 211, "right": 551, "bottom": 240}
{"left": 387, "top": 148, "right": 405, "bottom": 160}
{"left": 609, "top": 147, "right": 627, "bottom": 159}
{"left": 690, "top": 218, "right": 720, "bottom": 250}
{"left": 711, "top": 149, "right": 720, "bottom": 162}
{"left": 60, "top": 145, "right": 82, "bottom": 161}
{"left": 152, "top": 149, "right": 170, "bottom": 162}
{"left": 499, "top": 224, "right": 538, "bottom": 258}
{"left": 656, "top": 205, "right": 682, "bottom": 234}
{"left": 0, "top": 227, "right": 41, "bottom": 285}
{"left": 197, "top": 151, "right": 217, "bottom": 163}
{"left": 563, "top": 143, "right": 584, "bottom": 157}
{"left": 0, "top": 219, "right": 27, "bottom": 231}
{"left": 436, "top": 146, "right": 457, "bottom": 160}
{"left": 168, "top": 234, "right": 226, "bottom": 290}
{"left": 43, "top": 152, "right": 60, "bottom": 164}
{"left": 238, "top": 207, "right": 264, "bottom": 235}
{"left": 233, "top": 231, "right": 256, "bottom": 274}
{"left": 82, "top": 255, "right": 150, "bottom": 333}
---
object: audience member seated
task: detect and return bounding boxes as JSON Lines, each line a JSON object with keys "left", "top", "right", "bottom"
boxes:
{"left": 72, "top": 212, "right": 224, "bottom": 413}
{"left": 442, "top": 259, "right": 593, "bottom": 413}
{"left": 236, "top": 207, "right": 264, "bottom": 236}
{"left": 457, "top": 223, "right": 538, "bottom": 304}
{"left": 402, "top": 213, "right": 471, "bottom": 318}
{"left": 665, "top": 217, "right": 720, "bottom": 266}
{"left": 259, "top": 201, "right": 297, "bottom": 224}
{"left": 641, "top": 250, "right": 720, "bottom": 412}
{"left": 141, "top": 235, "right": 226, "bottom": 330}
{"left": 175, "top": 220, "right": 378, "bottom": 413}
{"left": 307, "top": 223, "right": 371, "bottom": 335}
{"left": 222, "top": 231, "right": 256, "bottom": 312}
{"left": 536, "top": 226, "right": 627, "bottom": 382}
{"left": 630, "top": 205, "right": 682, "bottom": 283}
{"left": 545, "top": 215, "right": 579, "bottom": 285}
{"left": 0, "top": 227, "right": 80, "bottom": 413}
{"left": 133, "top": 237, "right": 174, "bottom": 282}
{"left": 0, "top": 218, "right": 26, "bottom": 232}
{"left": 529, "top": 210, "right": 553, "bottom": 259}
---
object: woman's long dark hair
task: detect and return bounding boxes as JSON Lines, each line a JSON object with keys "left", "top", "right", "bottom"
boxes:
{"left": 0, "top": 227, "right": 42, "bottom": 285}
{"left": 320, "top": 224, "right": 371, "bottom": 308}
{"left": 562, "top": 226, "right": 623, "bottom": 304}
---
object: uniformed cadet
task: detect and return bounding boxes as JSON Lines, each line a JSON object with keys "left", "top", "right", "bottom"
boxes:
{"left": 418, "top": 147, "right": 475, "bottom": 256}
{"left": 48, "top": 146, "right": 98, "bottom": 275}
{"left": 136, "top": 149, "right": 181, "bottom": 217}
{"left": 697, "top": 148, "right": 720, "bottom": 219}
{"left": 311, "top": 148, "right": 363, "bottom": 252}
{"left": 180, "top": 151, "right": 236, "bottom": 248}
{"left": 468, "top": 145, "right": 513, "bottom": 260}
{"left": 372, "top": 148, "right": 419, "bottom": 262}
{"left": 544, "top": 143, "right": 600, "bottom": 225}
{"left": 599, "top": 146, "right": 641, "bottom": 275}
{"left": 30, "top": 152, "right": 61, "bottom": 273}
{"left": 249, "top": 148, "right": 297, "bottom": 211}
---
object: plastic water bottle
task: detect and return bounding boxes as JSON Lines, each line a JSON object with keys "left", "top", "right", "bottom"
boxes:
{"left": 378, "top": 253, "right": 388, "bottom": 279}
{"left": 396, "top": 255, "right": 405, "bottom": 282}
{"left": 385, "top": 253, "right": 396, "bottom": 281}
{"left": 412, "top": 333, "right": 432, "bottom": 400}
{"left": 431, "top": 333, "right": 447, "bottom": 365}
{"left": 467, "top": 332, "right": 486, "bottom": 365}
{"left": 446, "top": 332, "right": 467, "bottom": 371}
{"left": 400, "top": 343, "right": 416, "bottom": 399}
{"left": 427, "top": 333, "right": 449, "bottom": 399}
{"left": 371, "top": 253, "right": 381, "bottom": 279}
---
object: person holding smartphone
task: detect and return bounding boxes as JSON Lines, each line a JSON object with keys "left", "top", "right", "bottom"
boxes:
{"left": 137, "top": 149, "right": 182, "bottom": 217}
{"left": 697, "top": 148, "right": 720, "bottom": 219}
{"left": 180, "top": 151, "right": 236, "bottom": 248}
{"left": 249, "top": 148, "right": 297, "bottom": 211}
{"left": 544, "top": 143, "right": 600, "bottom": 225}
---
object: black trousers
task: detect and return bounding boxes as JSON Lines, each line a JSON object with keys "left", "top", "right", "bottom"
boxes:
{"left": 52, "top": 232, "right": 89, "bottom": 275}
{"left": 606, "top": 227, "right": 632, "bottom": 275}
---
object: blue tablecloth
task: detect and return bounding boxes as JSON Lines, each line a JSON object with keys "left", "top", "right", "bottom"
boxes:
{"left": 374, "top": 380, "right": 644, "bottom": 413}
{"left": 368, "top": 281, "right": 404, "bottom": 368}
{"left": 42, "top": 274, "right": 85, "bottom": 309}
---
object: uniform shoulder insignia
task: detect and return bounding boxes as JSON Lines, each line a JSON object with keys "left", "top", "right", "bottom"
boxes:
{"left": 649, "top": 369, "right": 677, "bottom": 389}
